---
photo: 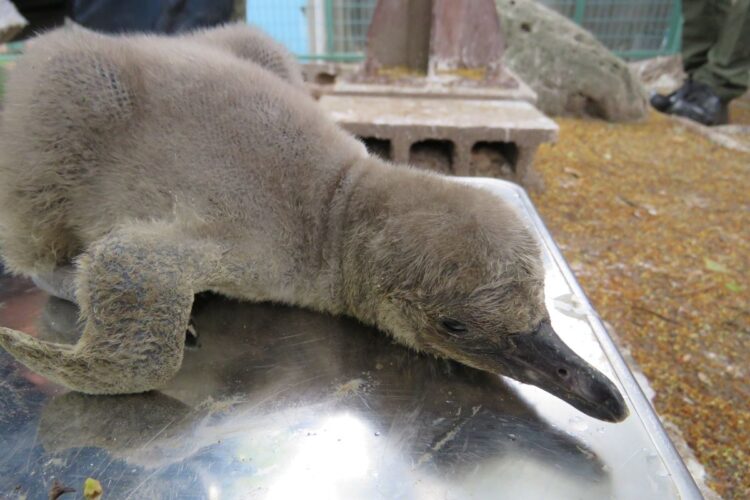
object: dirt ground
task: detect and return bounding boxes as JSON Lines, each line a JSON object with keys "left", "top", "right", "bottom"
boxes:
{"left": 529, "top": 104, "right": 749, "bottom": 498}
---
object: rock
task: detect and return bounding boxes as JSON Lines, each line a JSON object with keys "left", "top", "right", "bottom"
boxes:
{"left": 495, "top": 0, "right": 648, "bottom": 121}
{"left": 0, "top": 0, "right": 27, "bottom": 43}
{"left": 629, "top": 55, "right": 685, "bottom": 94}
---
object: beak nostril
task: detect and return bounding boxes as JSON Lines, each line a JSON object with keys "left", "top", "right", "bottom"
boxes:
{"left": 557, "top": 367, "right": 569, "bottom": 378}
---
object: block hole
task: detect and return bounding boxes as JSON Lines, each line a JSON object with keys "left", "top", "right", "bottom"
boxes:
{"left": 579, "top": 92, "right": 607, "bottom": 120}
{"left": 360, "top": 137, "right": 392, "bottom": 160}
{"left": 314, "top": 72, "right": 336, "bottom": 85}
{"left": 409, "top": 139, "right": 454, "bottom": 174}
{"left": 470, "top": 141, "right": 519, "bottom": 179}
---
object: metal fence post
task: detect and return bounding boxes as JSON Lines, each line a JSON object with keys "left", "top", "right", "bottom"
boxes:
{"left": 573, "top": 0, "right": 586, "bottom": 24}
{"left": 325, "top": 0, "right": 335, "bottom": 54}
{"left": 666, "top": 0, "right": 683, "bottom": 55}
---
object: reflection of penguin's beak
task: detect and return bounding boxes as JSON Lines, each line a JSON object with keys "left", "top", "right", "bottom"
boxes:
{"left": 497, "top": 321, "right": 629, "bottom": 423}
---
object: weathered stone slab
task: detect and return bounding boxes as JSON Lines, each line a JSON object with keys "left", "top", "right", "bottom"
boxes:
{"left": 330, "top": 66, "right": 537, "bottom": 103}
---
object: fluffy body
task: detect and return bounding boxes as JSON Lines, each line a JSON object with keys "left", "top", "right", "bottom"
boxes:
{"left": 0, "top": 26, "right": 546, "bottom": 394}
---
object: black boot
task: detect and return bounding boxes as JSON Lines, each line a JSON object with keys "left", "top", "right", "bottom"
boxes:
{"left": 652, "top": 80, "right": 729, "bottom": 126}
{"left": 650, "top": 80, "right": 694, "bottom": 112}
{"left": 666, "top": 81, "right": 729, "bottom": 126}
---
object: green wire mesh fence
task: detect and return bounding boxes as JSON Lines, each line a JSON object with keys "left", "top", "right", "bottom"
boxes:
{"left": 543, "top": 0, "right": 682, "bottom": 59}
{"left": 246, "top": 0, "right": 682, "bottom": 62}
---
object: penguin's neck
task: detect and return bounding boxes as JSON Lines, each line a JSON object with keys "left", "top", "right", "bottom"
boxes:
{"left": 335, "top": 157, "right": 439, "bottom": 326}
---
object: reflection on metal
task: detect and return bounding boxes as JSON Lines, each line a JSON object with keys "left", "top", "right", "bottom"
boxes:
{"left": 0, "top": 178, "right": 700, "bottom": 499}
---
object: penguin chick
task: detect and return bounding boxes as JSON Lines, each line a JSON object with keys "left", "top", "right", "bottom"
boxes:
{"left": 0, "top": 27, "right": 627, "bottom": 422}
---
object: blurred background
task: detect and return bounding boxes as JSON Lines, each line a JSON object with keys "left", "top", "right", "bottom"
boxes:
{"left": 4, "top": 0, "right": 682, "bottom": 60}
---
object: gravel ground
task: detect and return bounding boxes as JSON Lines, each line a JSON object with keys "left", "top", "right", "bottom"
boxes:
{"left": 529, "top": 107, "right": 749, "bottom": 498}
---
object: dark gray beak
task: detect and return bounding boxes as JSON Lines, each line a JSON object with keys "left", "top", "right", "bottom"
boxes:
{"left": 498, "top": 320, "right": 629, "bottom": 423}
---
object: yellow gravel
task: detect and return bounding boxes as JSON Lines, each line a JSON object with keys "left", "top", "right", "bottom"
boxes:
{"left": 530, "top": 110, "right": 749, "bottom": 498}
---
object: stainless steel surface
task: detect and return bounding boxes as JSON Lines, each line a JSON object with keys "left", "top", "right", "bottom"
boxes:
{"left": 0, "top": 178, "right": 701, "bottom": 499}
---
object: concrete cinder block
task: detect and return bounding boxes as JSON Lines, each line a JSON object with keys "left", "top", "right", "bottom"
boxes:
{"left": 319, "top": 95, "right": 558, "bottom": 190}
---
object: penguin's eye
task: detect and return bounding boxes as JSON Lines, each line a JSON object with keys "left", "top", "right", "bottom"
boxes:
{"left": 440, "top": 318, "right": 467, "bottom": 334}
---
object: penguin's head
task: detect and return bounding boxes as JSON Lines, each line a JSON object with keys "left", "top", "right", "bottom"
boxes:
{"left": 372, "top": 185, "right": 628, "bottom": 423}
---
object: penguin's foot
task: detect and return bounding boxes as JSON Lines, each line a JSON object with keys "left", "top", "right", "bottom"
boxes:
{"left": 31, "top": 265, "right": 78, "bottom": 303}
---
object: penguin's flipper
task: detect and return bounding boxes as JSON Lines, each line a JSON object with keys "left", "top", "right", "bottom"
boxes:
{"left": 0, "top": 221, "right": 224, "bottom": 394}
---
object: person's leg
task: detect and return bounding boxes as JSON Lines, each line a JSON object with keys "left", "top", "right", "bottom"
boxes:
{"left": 652, "top": 0, "right": 749, "bottom": 124}
{"left": 650, "top": 0, "right": 719, "bottom": 113}
{"left": 692, "top": 0, "right": 750, "bottom": 102}
{"left": 681, "top": 0, "right": 722, "bottom": 75}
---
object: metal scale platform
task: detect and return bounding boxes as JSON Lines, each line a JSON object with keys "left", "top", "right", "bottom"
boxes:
{"left": 0, "top": 178, "right": 701, "bottom": 499}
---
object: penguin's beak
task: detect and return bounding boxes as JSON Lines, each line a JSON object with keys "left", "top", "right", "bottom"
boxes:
{"left": 496, "top": 320, "right": 629, "bottom": 423}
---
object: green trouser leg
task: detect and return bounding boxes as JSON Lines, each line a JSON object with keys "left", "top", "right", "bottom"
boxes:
{"left": 681, "top": 0, "right": 750, "bottom": 101}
